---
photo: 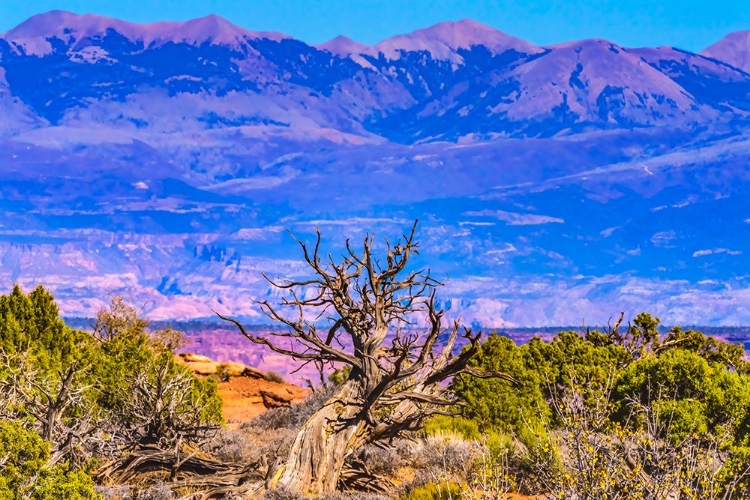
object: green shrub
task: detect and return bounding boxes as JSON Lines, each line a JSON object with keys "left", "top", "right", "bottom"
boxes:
{"left": 613, "top": 348, "right": 750, "bottom": 442}
{"left": 215, "top": 363, "right": 232, "bottom": 382}
{"left": 0, "top": 421, "right": 49, "bottom": 494}
{"left": 328, "top": 365, "right": 351, "bottom": 386}
{"left": 449, "top": 317, "right": 750, "bottom": 498}
{"left": 422, "top": 415, "right": 480, "bottom": 440}
{"left": 451, "top": 333, "right": 551, "bottom": 436}
{"left": 402, "top": 481, "right": 462, "bottom": 500}
{"left": 0, "top": 286, "right": 223, "bottom": 474}
{"left": 0, "top": 284, "right": 91, "bottom": 374}
{"left": 29, "top": 466, "right": 99, "bottom": 500}
{"left": 0, "top": 421, "right": 99, "bottom": 500}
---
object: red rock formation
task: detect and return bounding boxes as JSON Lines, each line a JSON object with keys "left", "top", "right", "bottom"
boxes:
{"left": 176, "top": 352, "right": 308, "bottom": 423}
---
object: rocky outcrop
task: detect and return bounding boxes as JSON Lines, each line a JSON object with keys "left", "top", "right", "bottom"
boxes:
{"left": 260, "top": 386, "right": 305, "bottom": 409}
{"left": 177, "top": 353, "right": 266, "bottom": 379}
{"left": 176, "top": 352, "right": 308, "bottom": 423}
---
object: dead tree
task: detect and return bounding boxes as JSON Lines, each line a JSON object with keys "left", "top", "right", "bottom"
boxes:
{"left": 218, "top": 221, "right": 513, "bottom": 495}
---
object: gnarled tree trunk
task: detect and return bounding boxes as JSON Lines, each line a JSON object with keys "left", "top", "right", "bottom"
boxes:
{"left": 274, "top": 380, "right": 369, "bottom": 494}
{"left": 219, "top": 222, "right": 515, "bottom": 496}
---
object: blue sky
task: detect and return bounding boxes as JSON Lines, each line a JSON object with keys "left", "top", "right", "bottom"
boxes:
{"left": 0, "top": 0, "right": 748, "bottom": 52}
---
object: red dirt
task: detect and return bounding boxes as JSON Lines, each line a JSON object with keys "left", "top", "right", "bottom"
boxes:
{"left": 176, "top": 352, "right": 308, "bottom": 424}
{"left": 218, "top": 375, "right": 308, "bottom": 423}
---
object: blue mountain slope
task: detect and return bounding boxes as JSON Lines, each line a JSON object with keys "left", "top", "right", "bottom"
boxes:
{"left": 2, "top": 12, "right": 750, "bottom": 325}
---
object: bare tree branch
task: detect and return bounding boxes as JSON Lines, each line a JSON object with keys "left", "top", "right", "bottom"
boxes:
{"left": 219, "top": 221, "right": 512, "bottom": 495}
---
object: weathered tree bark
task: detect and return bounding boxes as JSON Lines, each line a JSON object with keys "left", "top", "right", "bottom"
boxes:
{"left": 273, "top": 379, "right": 368, "bottom": 494}
{"left": 219, "top": 221, "right": 515, "bottom": 495}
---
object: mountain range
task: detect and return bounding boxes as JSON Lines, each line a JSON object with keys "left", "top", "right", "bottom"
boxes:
{"left": 2, "top": 11, "right": 750, "bottom": 327}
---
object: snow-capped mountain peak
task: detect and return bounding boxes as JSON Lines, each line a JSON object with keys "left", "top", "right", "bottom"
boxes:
{"left": 4, "top": 10, "right": 86, "bottom": 39}
{"left": 316, "top": 35, "right": 369, "bottom": 57}
{"left": 701, "top": 30, "right": 750, "bottom": 73}
{"left": 3, "top": 10, "right": 289, "bottom": 55}
{"left": 151, "top": 14, "right": 289, "bottom": 46}
{"left": 369, "top": 19, "right": 544, "bottom": 62}
{"left": 2, "top": 12, "right": 750, "bottom": 326}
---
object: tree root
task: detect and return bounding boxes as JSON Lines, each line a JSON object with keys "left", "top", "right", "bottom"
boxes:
{"left": 339, "top": 459, "right": 393, "bottom": 494}
{"left": 95, "top": 445, "right": 265, "bottom": 497}
{"left": 94, "top": 444, "right": 399, "bottom": 498}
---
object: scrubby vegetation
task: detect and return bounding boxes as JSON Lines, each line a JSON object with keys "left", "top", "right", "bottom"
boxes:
{"left": 218, "top": 222, "right": 522, "bottom": 496}
{"left": 4, "top": 226, "right": 750, "bottom": 499}
{"left": 440, "top": 312, "right": 750, "bottom": 499}
{"left": 3, "top": 284, "right": 750, "bottom": 499}
{"left": 0, "top": 285, "right": 224, "bottom": 498}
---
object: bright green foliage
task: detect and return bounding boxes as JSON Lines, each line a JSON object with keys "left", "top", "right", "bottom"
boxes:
{"left": 422, "top": 415, "right": 481, "bottom": 440}
{"left": 524, "top": 330, "right": 629, "bottom": 391}
{"left": 449, "top": 314, "right": 750, "bottom": 497}
{"left": 0, "top": 421, "right": 49, "bottom": 494}
{"left": 28, "top": 466, "right": 99, "bottom": 500}
{"left": 0, "top": 285, "right": 223, "bottom": 491}
{"left": 94, "top": 328, "right": 154, "bottom": 410}
{"left": 614, "top": 348, "right": 750, "bottom": 442}
{"left": 452, "top": 334, "right": 548, "bottom": 435}
{"left": 456, "top": 319, "right": 750, "bottom": 441}
{"left": 0, "top": 421, "right": 99, "bottom": 500}
{"left": 0, "top": 284, "right": 90, "bottom": 373}
{"left": 661, "top": 326, "right": 748, "bottom": 372}
{"left": 402, "top": 481, "right": 463, "bottom": 500}
{"left": 453, "top": 330, "right": 628, "bottom": 436}
{"left": 195, "top": 372, "right": 223, "bottom": 424}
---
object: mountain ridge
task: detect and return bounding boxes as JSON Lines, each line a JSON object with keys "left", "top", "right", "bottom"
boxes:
{"left": 2, "top": 10, "right": 290, "bottom": 55}
{"left": 5, "top": 11, "right": 745, "bottom": 54}
{"left": 365, "top": 19, "right": 544, "bottom": 62}
{"left": 1, "top": 11, "right": 749, "bottom": 141}
{"left": 701, "top": 30, "right": 750, "bottom": 73}
{"left": 1, "top": 12, "right": 750, "bottom": 326}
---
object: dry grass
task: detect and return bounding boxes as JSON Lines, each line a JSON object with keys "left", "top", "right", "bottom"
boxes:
{"left": 96, "top": 482, "right": 176, "bottom": 500}
{"left": 263, "top": 485, "right": 389, "bottom": 499}
{"left": 248, "top": 385, "right": 336, "bottom": 431}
